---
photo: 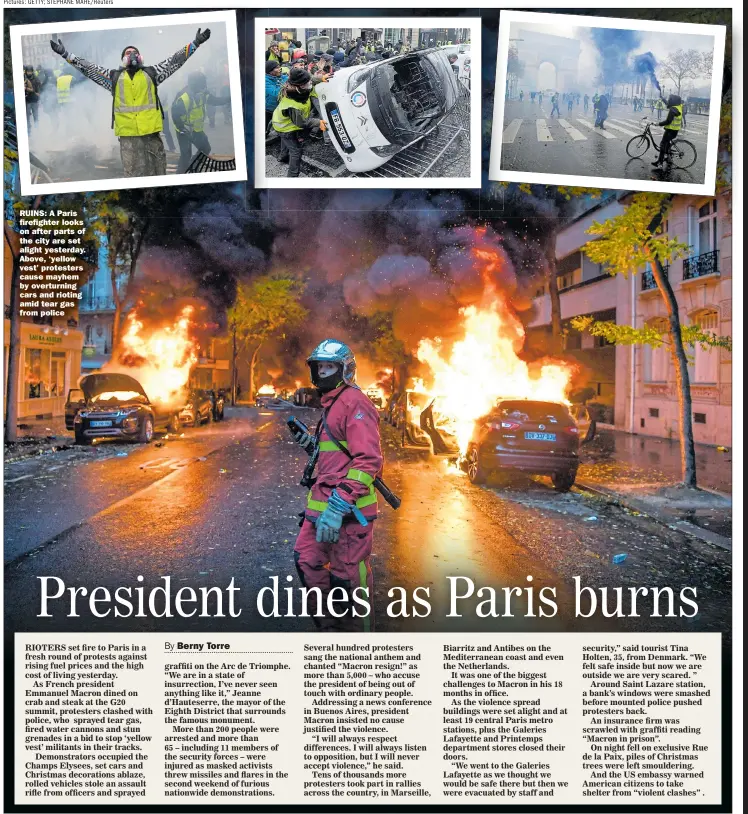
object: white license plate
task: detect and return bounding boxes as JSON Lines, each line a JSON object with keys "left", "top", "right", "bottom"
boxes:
{"left": 90, "top": 420, "right": 112, "bottom": 428}
{"left": 525, "top": 431, "right": 556, "bottom": 441}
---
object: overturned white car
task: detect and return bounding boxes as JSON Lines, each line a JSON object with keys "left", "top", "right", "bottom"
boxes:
{"left": 315, "top": 48, "right": 460, "bottom": 173}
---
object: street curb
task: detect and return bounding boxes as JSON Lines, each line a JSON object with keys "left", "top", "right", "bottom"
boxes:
{"left": 575, "top": 481, "right": 732, "bottom": 553}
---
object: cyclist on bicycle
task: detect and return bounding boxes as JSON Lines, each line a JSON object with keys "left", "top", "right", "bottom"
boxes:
{"left": 652, "top": 94, "right": 683, "bottom": 168}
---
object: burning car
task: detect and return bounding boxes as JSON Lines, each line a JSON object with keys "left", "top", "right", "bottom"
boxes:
{"left": 395, "top": 390, "right": 460, "bottom": 455}
{"left": 69, "top": 373, "right": 180, "bottom": 445}
{"left": 315, "top": 47, "right": 460, "bottom": 173}
{"left": 463, "top": 399, "right": 587, "bottom": 491}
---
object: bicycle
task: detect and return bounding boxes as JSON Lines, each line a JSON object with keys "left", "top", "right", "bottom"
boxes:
{"left": 625, "top": 117, "right": 697, "bottom": 169}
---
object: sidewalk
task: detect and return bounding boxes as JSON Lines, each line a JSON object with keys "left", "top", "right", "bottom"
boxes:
{"left": 577, "top": 429, "right": 732, "bottom": 548}
{"left": 4, "top": 416, "right": 74, "bottom": 463}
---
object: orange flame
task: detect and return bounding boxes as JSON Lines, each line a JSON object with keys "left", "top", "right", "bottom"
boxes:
{"left": 415, "top": 288, "right": 573, "bottom": 454}
{"left": 257, "top": 384, "right": 276, "bottom": 396}
{"left": 111, "top": 306, "right": 199, "bottom": 406}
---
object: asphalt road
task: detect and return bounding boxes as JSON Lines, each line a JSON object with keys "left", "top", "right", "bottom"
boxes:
{"left": 4, "top": 407, "right": 730, "bottom": 636}
{"left": 500, "top": 100, "right": 708, "bottom": 184}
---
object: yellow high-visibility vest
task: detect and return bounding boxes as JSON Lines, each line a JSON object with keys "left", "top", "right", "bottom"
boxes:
{"left": 113, "top": 70, "right": 162, "bottom": 137}
{"left": 272, "top": 94, "right": 313, "bottom": 133}
{"left": 178, "top": 91, "right": 206, "bottom": 133}
{"left": 663, "top": 104, "right": 683, "bottom": 131}
{"left": 56, "top": 75, "right": 73, "bottom": 104}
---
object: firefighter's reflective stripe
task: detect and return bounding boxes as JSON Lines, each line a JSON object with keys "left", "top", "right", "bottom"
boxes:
{"left": 113, "top": 70, "right": 162, "bottom": 137}
{"left": 179, "top": 91, "right": 206, "bottom": 132}
{"left": 318, "top": 440, "right": 348, "bottom": 451}
{"left": 307, "top": 488, "right": 377, "bottom": 513}
{"left": 56, "top": 75, "right": 73, "bottom": 104}
{"left": 272, "top": 95, "right": 312, "bottom": 133}
{"left": 359, "top": 560, "right": 371, "bottom": 633}
{"left": 664, "top": 104, "right": 683, "bottom": 131}
{"left": 347, "top": 468, "right": 374, "bottom": 487}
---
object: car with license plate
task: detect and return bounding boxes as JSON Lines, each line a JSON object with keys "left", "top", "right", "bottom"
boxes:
{"left": 69, "top": 373, "right": 180, "bottom": 445}
{"left": 314, "top": 47, "right": 460, "bottom": 173}
{"left": 464, "top": 399, "right": 586, "bottom": 491}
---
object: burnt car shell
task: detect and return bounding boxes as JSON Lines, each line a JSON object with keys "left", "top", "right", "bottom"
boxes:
{"left": 367, "top": 49, "right": 459, "bottom": 147}
{"left": 74, "top": 373, "right": 174, "bottom": 444}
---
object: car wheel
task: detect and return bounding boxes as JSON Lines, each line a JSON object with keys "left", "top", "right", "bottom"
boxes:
{"left": 552, "top": 471, "right": 576, "bottom": 492}
{"left": 466, "top": 445, "right": 487, "bottom": 485}
{"left": 205, "top": 409, "right": 213, "bottom": 424}
{"left": 74, "top": 429, "right": 91, "bottom": 446}
{"left": 138, "top": 416, "right": 154, "bottom": 444}
{"left": 168, "top": 414, "right": 181, "bottom": 433}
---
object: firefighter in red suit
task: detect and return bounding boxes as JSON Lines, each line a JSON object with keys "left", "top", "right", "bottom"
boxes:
{"left": 291, "top": 340, "right": 382, "bottom": 632}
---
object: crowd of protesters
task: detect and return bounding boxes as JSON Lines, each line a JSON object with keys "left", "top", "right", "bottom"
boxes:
{"left": 264, "top": 35, "right": 415, "bottom": 177}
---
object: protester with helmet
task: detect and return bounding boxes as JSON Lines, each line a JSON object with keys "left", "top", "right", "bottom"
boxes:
{"left": 271, "top": 66, "right": 326, "bottom": 178}
{"left": 290, "top": 340, "right": 383, "bottom": 632}
{"left": 171, "top": 70, "right": 230, "bottom": 173}
{"left": 49, "top": 28, "right": 211, "bottom": 177}
{"left": 652, "top": 94, "right": 684, "bottom": 168}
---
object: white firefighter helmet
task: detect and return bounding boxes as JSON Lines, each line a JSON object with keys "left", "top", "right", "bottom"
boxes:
{"left": 306, "top": 339, "right": 357, "bottom": 389}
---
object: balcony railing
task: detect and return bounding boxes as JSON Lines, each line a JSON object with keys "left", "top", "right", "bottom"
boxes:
{"left": 641, "top": 264, "right": 669, "bottom": 291}
{"left": 683, "top": 250, "right": 720, "bottom": 281}
{"left": 80, "top": 295, "right": 117, "bottom": 312}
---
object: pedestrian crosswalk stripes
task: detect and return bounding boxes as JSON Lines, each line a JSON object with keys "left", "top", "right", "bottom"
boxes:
{"left": 500, "top": 115, "right": 710, "bottom": 146}
{"left": 503, "top": 118, "right": 522, "bottom": 144}
{"left": 574, "top": 117, "right": 617, "bottom": 139}
{"left": 557, "top": 118, "right": 586, "bottom": 141}
{"left": 604, "top": 119, "right": 644, "bottom": 136}
{"left": 536, "top": 119, "right": 553, "bottom": 142}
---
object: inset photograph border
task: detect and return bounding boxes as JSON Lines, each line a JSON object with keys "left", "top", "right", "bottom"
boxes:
{"left": 489, "top": 10, "right": 726, "bottom": 195}
{"left": 254, "top": 17, "right": 481, "bottom": 189}
{"left": 9, "top": 10, "right": 247, "bottom": 196}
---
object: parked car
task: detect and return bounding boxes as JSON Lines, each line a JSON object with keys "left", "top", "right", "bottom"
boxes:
{"left": 179, "top": 389, "right": 214, "bottom": 427}
{"left": 394, "top": 390, "right": 459, "bottom": 455}
{"left": 464, "top": 399, "right": 590, "bottom": 491}
{"left": 314, "top": 47, "right": 460, "bottom": 173}
{"left": 68, "top": 373, "right": 180, "bottom": 445}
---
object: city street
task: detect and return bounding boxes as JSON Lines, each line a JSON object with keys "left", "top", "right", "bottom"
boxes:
{"left": 500, "top": 99, "right": 709, "bottom": 183}
{"left": 4, "top": 407, "right": 730, "bottom": 636}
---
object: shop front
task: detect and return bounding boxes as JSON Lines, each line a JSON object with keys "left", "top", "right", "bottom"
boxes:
{"left": 3, "top": 321, "right": 83, "bottom": 419}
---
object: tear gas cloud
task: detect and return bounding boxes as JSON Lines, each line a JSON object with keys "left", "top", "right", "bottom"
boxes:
{"left": 20, "top": 21, "right": 231, "bottom": 175}
{"left": 588, "top": 27, "right": 642, "bottom": 87}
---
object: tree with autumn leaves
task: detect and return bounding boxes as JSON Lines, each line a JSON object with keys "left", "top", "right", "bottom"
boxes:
{"left": 227, "top": 275, "right": 307, "bottom": 402}
{"left": 571, "top": 192, "right": 731, "bottom": 489}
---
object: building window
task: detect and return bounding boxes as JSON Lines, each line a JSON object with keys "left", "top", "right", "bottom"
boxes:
{"left": 85, "top": 324, "right": 94, "bottom": 344}
{"left": 564, "top": 332, "right": 582, "bottom": 351}
{"left": 689, "top": 199, "right": 718, "bottom": 256}
{"left": 593, "top": 334, "right": 613, "bottom": 348}
{"left": 643, "top": 319, "right": 669, "bottom": 382}
{"left": 690, "top": 309, "right": 719, "bottom": 384}
{"left": 649, "top": 408, "right": 660, "bottom": 418}
{"left": 694, "top": 413, "right": 707, "bottom": 424}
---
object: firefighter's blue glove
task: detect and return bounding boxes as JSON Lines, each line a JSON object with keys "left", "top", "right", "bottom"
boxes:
{"left": 316, "top": 489, "right": 368, "bottom": 543}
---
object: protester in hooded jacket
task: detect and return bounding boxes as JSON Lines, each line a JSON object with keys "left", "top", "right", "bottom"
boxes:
{"left": 265, "top": 60, "right": 287, "bottom": 133}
